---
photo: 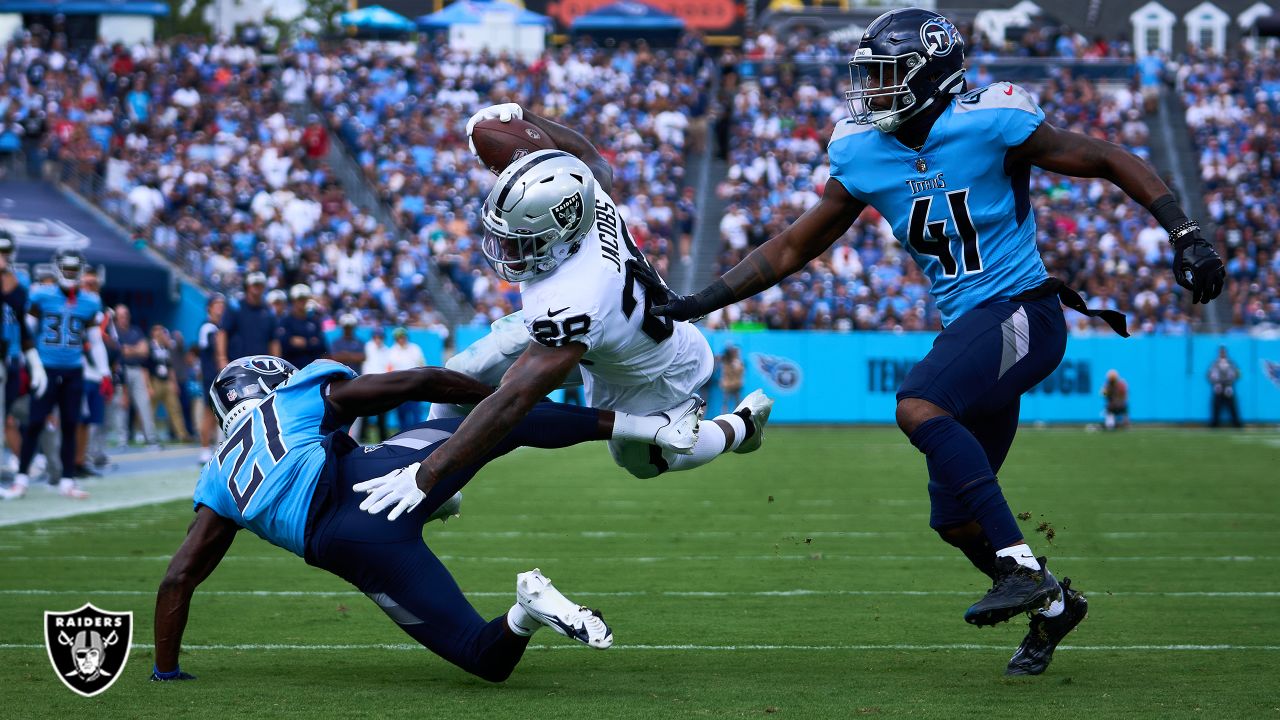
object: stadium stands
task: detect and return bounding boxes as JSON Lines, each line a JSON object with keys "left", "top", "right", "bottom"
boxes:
{"left": 299, "top": 38, "right": 711, "bottom": 324}
{"left": 1180, "top": 51, "right": 1280, "bottom": 331}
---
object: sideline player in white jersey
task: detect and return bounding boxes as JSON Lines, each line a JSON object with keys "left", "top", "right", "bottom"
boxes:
{"left": 421, "top": 103, "right": 773, "bottom": 483}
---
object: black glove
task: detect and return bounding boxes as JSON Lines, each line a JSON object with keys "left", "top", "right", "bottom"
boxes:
{"left": 1172, "top": 231, "right": 1225, "bottom": 304}
{"left": 151, "top": 665, "right": 197, "bottom": 682}
{"left": 630, "top": 260, "right": 734, "bottom": 323}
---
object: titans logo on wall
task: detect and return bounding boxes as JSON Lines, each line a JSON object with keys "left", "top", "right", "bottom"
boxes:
{"left": 1264, "top": 360, "right": 1280, "bottom": 390}
{"left": 44, "top": 603, "right": 133, "bottom": 697}
{"left": 751, "top": 353, "right": 803, "bottom": 394}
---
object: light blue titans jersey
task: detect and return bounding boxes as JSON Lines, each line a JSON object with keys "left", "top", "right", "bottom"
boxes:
{"left": 4, "top": 268, "right": 30, "bottom": 361}
{"left": 829, "top": 82, "right": 1050, "bottom": 325}
{"left": 193, "top": 360, "right": 356, "bottom": 556}
{"left": 29, "top": 285, "right": 103, "bottom": 368}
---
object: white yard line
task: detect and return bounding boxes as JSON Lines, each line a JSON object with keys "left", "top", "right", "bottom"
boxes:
{"left": 0, "top": 642, "right": 1276, "bottom": 652}
{"left": 2, "top": 589, "right": 1276, "bottom": 598}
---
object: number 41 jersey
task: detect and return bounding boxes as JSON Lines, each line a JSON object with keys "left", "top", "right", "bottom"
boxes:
{"left": 518, "top": 184, "right": 712, "bottom": 412}
{"left": 193, "top": 360, "right": 356, "bottom": 556}
{"left": 828, "top": 82, "right": 1050, "bottom": 326}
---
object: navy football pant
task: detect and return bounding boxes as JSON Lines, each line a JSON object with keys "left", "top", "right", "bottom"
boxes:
{"left": 20, "top": 366, "right": 82, "bottom": 480}
{"left": 898, "top": 295, "right": 1067, "bottom": 539}
{"left": 306, "top": 402, "right": 602, "bottom": 681}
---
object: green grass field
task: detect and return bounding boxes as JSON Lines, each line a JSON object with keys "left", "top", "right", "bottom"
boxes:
{"left": 2, "top": 428, "right": 1278, "bottom": 719}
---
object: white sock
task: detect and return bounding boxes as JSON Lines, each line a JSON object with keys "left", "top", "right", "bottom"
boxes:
{"left": 506, "top": 603, "right": 537, "bottom": 636}
{"left": 664, "top": 420, "right": 727, "bottom": 472}
{"left": 995, "top": 543, "right": 1041, "bottom": 571}
{"left": 715, "top": 412, "right": 748, "bottom": 452}
{"left": 1040, "top": 596, "right": 1065, "bottom": 617}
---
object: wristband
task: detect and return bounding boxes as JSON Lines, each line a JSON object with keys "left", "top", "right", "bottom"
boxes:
{"left": 693, "top": 279, "right": 735, "bottom": 314}
{"left": 1148, "top": 194, "right": 1191, "bottom": 235}
{"left": 153, "top": 664, "right": 181, "bottom": 679}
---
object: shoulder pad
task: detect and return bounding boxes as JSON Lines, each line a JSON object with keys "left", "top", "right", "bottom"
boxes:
{"left": 954, "top": 82, "right": 1039, "bottom": 115}
{"left": 829, "top": 118, "right": 875, "bottom": 145}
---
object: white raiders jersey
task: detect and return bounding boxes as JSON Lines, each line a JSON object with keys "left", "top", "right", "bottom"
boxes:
{"left": 519, "top": 185, "right": 711, "bottom": 411}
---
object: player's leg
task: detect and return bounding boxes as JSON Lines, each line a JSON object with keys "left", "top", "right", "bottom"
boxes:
{"left": 4, "top": 368, "right": 59, "bottom": 498}
{"left": 897, "top": 296, "right": 1067, "bottom": 625}
{"left": 930, "top": 399, "right": 1022, "bottom": 580}
{"left": 55, "top": 370, "right": 86, "bottom": 497}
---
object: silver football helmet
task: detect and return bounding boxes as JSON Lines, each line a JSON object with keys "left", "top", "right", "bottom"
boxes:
{"left": 481, "top": 150, "right": 597, "bottom": 283}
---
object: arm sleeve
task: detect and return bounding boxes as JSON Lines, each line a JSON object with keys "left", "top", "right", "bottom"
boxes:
{"left": 86, "top": 326, "right": 109, "bottom": 374}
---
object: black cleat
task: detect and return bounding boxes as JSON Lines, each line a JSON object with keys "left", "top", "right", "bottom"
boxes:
{"left": 964, "top": 555, "right": 1061, "bottom": 626}
{"left": 74, "top": 464, "right": 102, "bottom": 478}
{"left": 1006, "top": 577, "right": 1088, "bottom": 676}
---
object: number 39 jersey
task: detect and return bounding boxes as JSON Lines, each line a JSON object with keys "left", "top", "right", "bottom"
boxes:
{"left": 518, "top": 185, "right": 711, "bottom": 412}
{"left": 828, "top": 82, "right": 1050, "bottom": 326}
{"left": 193, "top": 360, "right": 357, "bottom": 556}
{"left": 28, "top": 285, "right": 102, "bottom": 369}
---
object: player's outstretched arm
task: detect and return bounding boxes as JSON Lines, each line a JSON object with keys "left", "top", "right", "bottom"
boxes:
{"left": 651, "top": 180, "right": 866, "bottom": 321}
{"left": 327, "top": 367, "right": 495, "bottom": 424}
{"left": 415, "top": 341, "right": 586, "bottom": 490}
{"left": 153, "top": 507, "right": 238, "bottom": 680}
{"left": 1010, "top": 122, "right": 1225, "bottom": 303}
{"left": 521, "top": 109, "right": 614, "bottom": 195}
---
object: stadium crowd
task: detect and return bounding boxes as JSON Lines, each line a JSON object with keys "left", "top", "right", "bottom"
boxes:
{"left": 0, "top": 27, "right": 1268, "bottom": 337}
{"left": 1180, "top": 50, "right": 1280, "bottom": 329}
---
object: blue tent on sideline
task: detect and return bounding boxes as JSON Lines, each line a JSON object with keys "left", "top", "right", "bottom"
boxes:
{"left": 570, "top": 1, "right": 685, "bottom": 33}
{"left": 339, "top": 5, "right": 416, "bottom": 32}
{"left": 416, "top": 0, "right": 551, "bottom": 30}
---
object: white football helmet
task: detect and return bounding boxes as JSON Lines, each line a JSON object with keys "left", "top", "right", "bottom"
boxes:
{"left": 481, "top": 150, "right": 597, "bottom": 283}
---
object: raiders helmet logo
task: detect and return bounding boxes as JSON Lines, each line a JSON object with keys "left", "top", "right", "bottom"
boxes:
{"left": 551, "top": 193, "right": 584, "bottom": 231}
{"left": 45, "top": 603, "right": 133, "bottom": 697}
{"left": 920, "top": 17, "right": 959, "bottom": 57}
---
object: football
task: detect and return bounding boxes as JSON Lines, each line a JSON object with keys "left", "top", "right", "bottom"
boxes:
{"left": 472, "top": 117, "right": 558, "bottom": 174}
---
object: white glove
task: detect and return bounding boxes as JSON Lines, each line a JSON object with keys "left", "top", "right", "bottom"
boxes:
{"left": 465, "top": 103, "right": 524, "bottom": 157}
{"left": 353, "top": 461, "right": 426, "bottom": 521}
{"left": 24, "top": 349, "right": 46, "bottom": 399}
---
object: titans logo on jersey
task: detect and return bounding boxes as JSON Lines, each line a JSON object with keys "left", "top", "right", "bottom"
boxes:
{"left": 193, "top": 360, "right": 356, "bottom": 556}
{"left": 29, "top": 285, "right": 102, "bottom": 369}
{"left": 828, "top": 82, "right": 1050, "bottom": 325}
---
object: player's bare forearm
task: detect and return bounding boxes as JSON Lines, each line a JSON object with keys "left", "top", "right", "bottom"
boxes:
{"left": 523, "top": 110, "right": 614, "bottom": 195}
{"left": 717, "top": 181, "right": 866, "bottom": 304}
{"left": 154, "top": 508, "right": 237, "bottom": 672}
{"left": 417, "top": 342, "right": 584, "bottom": 488}
{"left": 1014, "top": 123, "right": 1171, "bottom": 208}
{"left": 328, "top": 367, "right": 494, "bottom": 422}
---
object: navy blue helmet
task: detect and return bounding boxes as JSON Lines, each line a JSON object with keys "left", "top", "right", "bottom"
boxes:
{"left": 846, "top": 8, "right": 967, "bottom": 133}
{"left": 210, "top": 355, "right": 297, "bottom": 431}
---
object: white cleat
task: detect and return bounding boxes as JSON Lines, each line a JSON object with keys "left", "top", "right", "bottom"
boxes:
{"left": 733, "top": 389, "right": 774, "bottom": 455}
{"left": 426, "top": 491, "right": 462, "bottom": 524}
{"left": 58, "top": 478, "right": 89, "bottom": 500}
{"left": 0, "top": 474, "right": 28, "bottom": 501}
{"left": 651, "top": 396, "right": 704, "bottom": 455}
{"left": 516, "top": 568, "right": 613, "bottom": 649}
